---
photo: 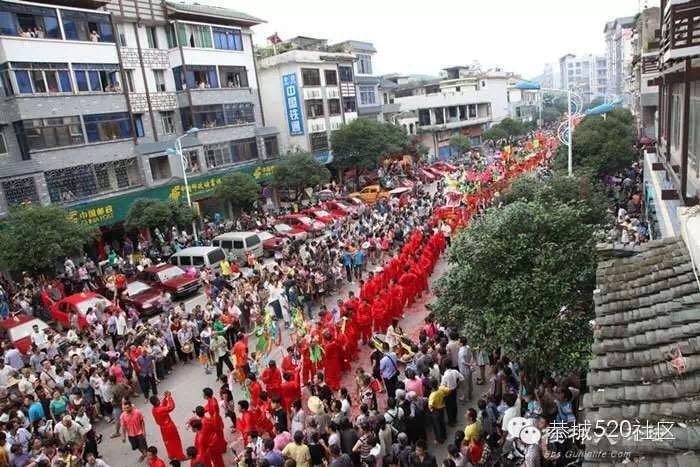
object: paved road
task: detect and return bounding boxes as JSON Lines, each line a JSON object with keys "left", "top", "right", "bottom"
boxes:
{"left": 94, "top": 254, "right": 487, "bottom": 466}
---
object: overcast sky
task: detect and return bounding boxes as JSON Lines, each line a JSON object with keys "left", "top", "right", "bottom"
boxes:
{"left": 198, "top": 0, "right": 658, "bottom": 78}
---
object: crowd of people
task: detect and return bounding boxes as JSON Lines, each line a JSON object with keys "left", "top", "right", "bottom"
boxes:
{"left": 0, "top": 132, "right": 587, "bottom": 467}
{"left": 604, "top": 160, "right": 649, "bottom": 245}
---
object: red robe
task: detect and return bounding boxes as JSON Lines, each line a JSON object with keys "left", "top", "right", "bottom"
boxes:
{"left": 200, "top": 416, "right": 226, "bottom": 467}
{"left": 249, "top": 380, "right": 263, "bottom": 407}
{"left": 151, "top": 396, "right": 185, "bottom": 461}
{"left": 261, "top": 367, "right": 282, "bottom": 399}
{"left": 237, "top": 410, "right": 256, "bottom": 444}
{"left": 279, "top": 373, "right": 300, "bottom": 413}
{"left": 323, "top": 339, "right": 342, "bottom": 391}
{"left": 356, "top": 303, "right": 372, "bottom": 342}
{"left": 149, "top": 458, "right": 168, "bottom": 467}
{"left": 281, "top": 355, "right": 297, "bottom": 379}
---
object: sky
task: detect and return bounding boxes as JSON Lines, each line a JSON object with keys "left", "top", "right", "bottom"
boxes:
{"left": 197, "top": 0, "right": 659, "bottom": 78}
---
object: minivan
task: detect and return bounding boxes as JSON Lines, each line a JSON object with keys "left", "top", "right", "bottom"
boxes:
{"left": 211, "top": 232, "right": 264, "bottom": 265}
{"left": 169, "top": 246, "right": 226, "bottom": 272}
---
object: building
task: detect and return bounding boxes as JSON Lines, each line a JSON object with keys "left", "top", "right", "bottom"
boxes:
{"left": 0, "top": 0, "right": 279, "bottom": 227}
{"left": 330, "top": 40, "right": 381, "bottom": 121}
{"left": 507, "top": 82, "right": 539, "bottom": 123}
{"left": 604, "top": 16, "right": 635, "bottom": 105}
{"left": 381, "top": 66, "right": 516, "bottom": 159}
{"left": 629, "top": 7, "right": 661, "bottom": 139}
{"left": 559, "top": 53, "right": 607, "bottom": 104}
{"left": 256, "top": 36, "right": 358, "bottom": 159}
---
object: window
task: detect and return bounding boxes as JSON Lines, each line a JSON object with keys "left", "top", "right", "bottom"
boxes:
{"left": 18, "top": 116, "right": 84, "bottom": 151}
{"left": 83, "top": 112, "right": 134, "bottom": 142}
{"left": 212, "top": 27, "right": 242, "bottom": 51}
{"left": 671, "top": 85, "right": 682, "bottom": 151}
{"left": 149, "top": 155, "right": 171, "bottom": 180}
{"left": 153, "top": 69, "right": 166, "bottom": 92}
{"left": 123, "top": 69, "right": 135, "bottom": 93}
{"left": 6, "top": 62, "right": 71, "bottom": 94}
{"left": 2, "top": 177, "right": 38, "bottom": 206}
{"left": 219, "top": 66, "right": 248, "bottom": 88}
{"left": 301, "top": 68, "right": 321, "bottom": 86}
{"left": 72, "top": 63, "right": 121, "bottom": 92}
{"left": 342, "top": 97, "right": 356, "bottom": 113}
{"left": 324, "top": 70, "right": 337, "bottom": 86}
{"left": 0, "top": 3, "right": 60, "bottom": 39}
{"left": 177, "top": 23, "right": 212, "bottom": 48}
{"left": 61, "top": 10, "right": 114, "bottom": 42}
{"left": 305, "top": 99, "right": 324, "bottom": 118}
{"left": 338, "top": 66, "right": 353, "bottom": 83}
{"left": 328, "top": 99, "right": 341, "bottom": 116}
{"left": 223, "top": 103, "right": 255, "bottom": 125}
{"left": 204, "top": 139, "right": 258, "bottom": 168}
{"left": 173, "top": 65, "right": 218, "bottom": 90}
{"left": 160, "top": 111, "right": 175, "bottom": 134}
{"left": 185, "top": 103, "right": 254, "bottom": 130}
{"left": 184, "top": 150, "right": 200, "bottom": 172}
{"left": 359, "top": 86, "right": 376, "bottom": 105}
{"left": 418, "top": 109, "right": 431, "bottom": 126}
{"left": 146, "top": 26, "right": 158, "bottom": 49}
{"left": 116, "top": 23, "right": 127, "bottom": 46}
{"left": 264, "top": 136, "right": 279, "bottom": 157}
{"left": 0, "top": 131, "right": 6, "bottom": 155}
{"left": 357, "top": 54, "right": 372, "bottom": 75}
{"left": 45, "top": 159, "right": 141, "bottom": 203}
{"left": 166, "top": 23, "right": 177, "bottom": 48}
{"left": 310, "top": 132, "right": 329, "bottom": 152}
{"left": 690, "top": 82, "right": 700, "bottom": 178}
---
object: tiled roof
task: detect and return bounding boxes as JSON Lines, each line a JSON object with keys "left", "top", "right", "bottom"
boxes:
{"left": 164, "top": 1, "right": 264, "bottom": 25}
{"left": 584, "top": 237, "right": 700, "bottom": 465}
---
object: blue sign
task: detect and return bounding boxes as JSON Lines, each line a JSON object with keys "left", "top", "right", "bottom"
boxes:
{"left": 282, "top": 73, "right": 304, "bottom": 136}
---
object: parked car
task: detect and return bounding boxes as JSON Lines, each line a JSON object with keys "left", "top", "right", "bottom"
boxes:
{"left": 137, "top": 264, "right": 201, "bottom": 299}
{"left": 324, "top": 200, "right": 359, "bottom": 219}
{"left": 279, "top": 214, "right": 326, "bottom": 236}
{"left": 0, "top": 316, "right": 60, "bottom": 355}
{"left": 304, "top": 208, "right": 338, "bottom": 224}
{"left": 349, "top": 185, "right": 391, "bottom": 204}
{"left": 256, "top": 231, "right": 285, "bottom": 257}
{"left": 273, "top": 223, "right": 308, "bottom": 242}
{"left": 48, "top": 292, "right": 119, "bottom": 330}
{"left": 316, "top": 189, "right": 336, "bottom": 201}
{"left": 120, "top": 281, "right": 162, "bottom": 317}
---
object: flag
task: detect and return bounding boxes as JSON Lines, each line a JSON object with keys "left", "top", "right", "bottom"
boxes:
{"left": 267, "top": 33, "right": 282, "bottom": 44}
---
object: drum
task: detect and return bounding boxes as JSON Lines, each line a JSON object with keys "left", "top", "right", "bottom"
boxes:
{"left": 181, "top": 342, "right": 194, "bottom": 354}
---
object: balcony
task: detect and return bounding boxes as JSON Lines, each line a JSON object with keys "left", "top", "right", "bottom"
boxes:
{"left": 382, "top": 102, "right": 401, "bottom": 114}
{"left": 641, "top": 54, "right": 659, "bottom": 75}
{"left": 176, "top": 87, "right": 256, "bottom": 107}
{"left": 417, "top": 115, "right": 491, "bottom": 133}
{"left": 5, "top": 93, "right": 128, "bottom": 121}
{"left": 660, "top": 1, "right": 700, "bottom": 66}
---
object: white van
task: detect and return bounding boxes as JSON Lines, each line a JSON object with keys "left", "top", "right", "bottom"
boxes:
{"left": 169, "top": 246, "right": 226, "bottom": 272}
{"left": 211, "top": 232, "right": 264, "bottom": 265}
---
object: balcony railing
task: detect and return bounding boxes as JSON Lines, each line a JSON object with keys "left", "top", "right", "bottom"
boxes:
{"left": 642, "top": 54, "right": 659, "bottom": 75}
{"left": 660, "top": 1, "right": 700, "bottom": 64}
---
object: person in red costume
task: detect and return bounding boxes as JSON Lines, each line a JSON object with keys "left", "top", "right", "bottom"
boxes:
{"left": 281, "top": 346, "right": 297, "bottom": 379}
{"left": 189, "top": 416, "right": 225, "bottom": 467}
{"left": 149, "top": 391, "right": 185, "bottom": 461}
{"left": 322, "top": 331, "right": 342, "bottom": 391}
{"left": 334, "top": 322, "right": 351, "bottom": 372}
{"left": 372, "top": 291, "right": 388, "bottom": 333}
{"left": 236, "top": 399, "right": 255, "bottom": 445}
{"left": 247, "top": 373, "right": 263, "bottom": 406}
{"left": 356, "top": 298, "right": 372, "bottom": 344}
{"left": 279, "top": 371, "right": 300, "bottom": 412}
{"left": 202, "top": 387, "right": 225, "bottom": 452}
{"left": 261, "top": 360, "right": 282, "bottom": 399}
{"left": 185, "top": 445, "right": 206, "bottom": 467}
{"left": 146, "top": 446, "right": 168, "bottom": 467}
{"left": 398, "top": 266, "right": 418, "bottom": 306}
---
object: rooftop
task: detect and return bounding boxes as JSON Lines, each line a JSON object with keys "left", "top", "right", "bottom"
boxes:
{"left": 330, "top": 40, "right": 377, "bottom": 54}
{"left": 164, "top": 1, "right": 265, "bottom": 26}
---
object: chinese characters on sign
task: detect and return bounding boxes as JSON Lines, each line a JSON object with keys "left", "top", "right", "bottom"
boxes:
{"left": 253, "top": 165, "right": 275, "bottom": 181}
{"left": 68, "top": 205, "right": 115, "bottom": 225}
{"left": 544, "top": 420, "right": 676, "bottom": 444}
{"left": 282, "top": 73, "right": 304, "bottom": 136}
{"left": 168, "top": 176, "right": 223, "bottom": 202}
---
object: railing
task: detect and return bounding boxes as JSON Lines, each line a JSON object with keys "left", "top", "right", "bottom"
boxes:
{"left": 642, "top": 55, "right": 659, "bottom": 74}
{"left": 660, "top": 1, "right": 700, "bottom": 63}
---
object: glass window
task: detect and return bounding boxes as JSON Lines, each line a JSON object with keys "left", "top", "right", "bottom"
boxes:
{"left": 83, "top": 112, "right": 133, "bottom": 142}
{"left": 19, "top": 116, "right": 84, "bottom": 151}
{"left": 328, "top": 99, "right": 341, "bottom": 116}
{"left": 219, "top": 66, "right": 248, "bottom": 88}
{"left": 264, "top": 136, "right": 279, "bottom": 157}
{"left": 15, "top": 70, "right": 32, "bottom": 94}
{"left": 301, "top": 68, "right": 321, "bottom": 86}
{"left": 61, "top": 11, "right": 113, "bottom": 42}
{"left": 0, "top": 132, "right": 6, "bottom": 154}
{"left": 213, "top": 27, "right": 242, "bottom": 51}
{"left": 310, "top": 132, "right": 328, "bottom": 152}
{"left": 204, "top": 139, "right": 257, "bottom": 168}
{"left": 166, "top": 23, "right": 176, "bottom": 48}
{"left": 0, "top": 11, "right": 14, "bottom": 35}
{"left": 357, "top": 54, "right": 372, "bottom": 74}
{"left": 72, "top": 63, "right": 120, "bottom": 92}
{"left": 45, "top": 159, "right": 140, "bottom": 202}
{"left": 181, "top": 23, "right": 213, "bottom": 48}
{"left": 146, "top": 26, "right": 158, "bottom": 49}
{"left": 160, "top": 111, "right": 175, "bottom": 134}
{"left": 338, "top": 66, "right": 353, "bottom": 83}
{"left": 223, "top": 103, "right": 255, "bottom": 125}
{"left": 153, "top": 69, "right": 166, "bottom": 92}
{"left": 0, "top": 4, "right": 60, "bottom": 39}
{"left": 342, "top": 97, "right": 356, "bottom": 113}
{"left": 324, "top": 70, "right": 337, "bottom": 86}
{"left": 305, "top": 99, "right": 324, "bottom": 118}
{"left": 359, "top": 86, "right": 376, "bottom": 105}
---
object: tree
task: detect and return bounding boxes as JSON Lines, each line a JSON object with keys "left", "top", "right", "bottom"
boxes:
{"left": 497, "top": 118, "right": 527, "bottom": 137}
{"left": 554, "top": 108, "right": 636, "bottom": 178}
{"left": 433, "top": 200, "right": 597, "bottom": 378}
{"left": 482, "top": 126, "right": 508, "bottom": 142}
{"left": 125, "top": 198, "right": 195, "bottom": 231}
{"left": 415, "top": 142, "right": 431, "bottom": 161}
{"left": 330, "top": 119, "right": 409, "bottom": 185}
{"left": 541, "top": 107, "right": 561, "bottom": 123}
{"left": 0, "top": 205, "right": 97, "bottom": 273}
{"left": 449, "top": 134, "right": 472, "bottom": 156}
{"left": 271, "top": 152, "right": 331, "bottom": 199}
{"left": 213, "top": 172, "right": 260, "bottom": 214}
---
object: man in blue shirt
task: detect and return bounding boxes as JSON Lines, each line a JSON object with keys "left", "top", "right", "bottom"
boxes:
{"left": 379, "top": 342, "right": 400, "bottom": 397}
{"left": 353, "top": 249, "right": 365, "bottom": 280}
{"left": 26, "top": 394, "right": 46, "bottom": 423}
{"left": 342, "top": 247, "right": 353, "bottom": 283}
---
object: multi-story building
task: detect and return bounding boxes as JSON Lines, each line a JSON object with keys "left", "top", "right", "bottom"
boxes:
{"left": 0, "top": 0, "right": 278, "bottom": 226}
{"left": 331, "top": 40, "right": 381, "bottom": 121}
{"left": 559, "top": 53, "right": 607, "bottom": 104}
{"left": 382, "top": 66, "right": 515, "bottom": 159}
{"left": 629, "top": 7, "right": 660, "bottom": 139}
{"left": 256, "top": 36, "right": 358, "bottom": 160}
{"left": 604, "top": 16, "right": 635, "bottom": 104}
{"left": 595, "top": 56, "right": 608, "bottom": 97}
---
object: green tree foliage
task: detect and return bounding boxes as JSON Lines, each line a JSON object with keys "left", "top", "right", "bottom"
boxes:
{"left": 434, "top": 199, "right": 597, "bottom": 378}
{"left": 483, "top": 118, "right": 533, "bottom": 142}
{"left": 330, "top": 119, "right": 410, "bottom": 179}
{"left": 540, "top": 107, "right": 561, "bottom": 123}
{"left": 271, "top": 152, "right": 331, "bottom": 199}
{"left": 125, "top": 198, "right": 195, "bottom": 231}
{"left": 213, "top": 172, "right": 260, "bottom": 214}
{"left": 482, "top": 126, "right": 508, "bottom": 141}
{"left": 449, "top": 134, "right": 472, "bottom": 156}
{"left": 554, "top": 108, "right": 636, "bottom": 178}
{"left": 0, "top": 205, "right": 97, "bottom": 273}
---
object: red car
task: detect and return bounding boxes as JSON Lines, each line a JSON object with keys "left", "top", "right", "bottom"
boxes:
{"left": 49, "top": 291, "right": 119, "bottom": 330}
{"left": 273, "top": 223, "right": 308, "bottom": 242}
{"left": 304, "top": 208, "right": 337, "bottom": 224}
{"left": 279, "top": 214, "right": 326, "bottom": 235}
{"left": 324, "top": 200, "right": 358, "bottom": 219}
{"left": 256, "top": 231, "right": 285, "bottom": 257}
{"left": 120, "top": 281, "right": 162, "bottom": 317}
{"left": 0, "top": 316, "right": 56, "bottom": 355}
{"left": 137, "top": 264, "right": 201, "bottom": 299}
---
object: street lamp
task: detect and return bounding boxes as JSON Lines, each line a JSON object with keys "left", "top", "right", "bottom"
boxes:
{"left": 538, "top": 87, "right": 583, "bottom": 176}
{"left": 166, "top": 127, "right": 200, "bottom": 242}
